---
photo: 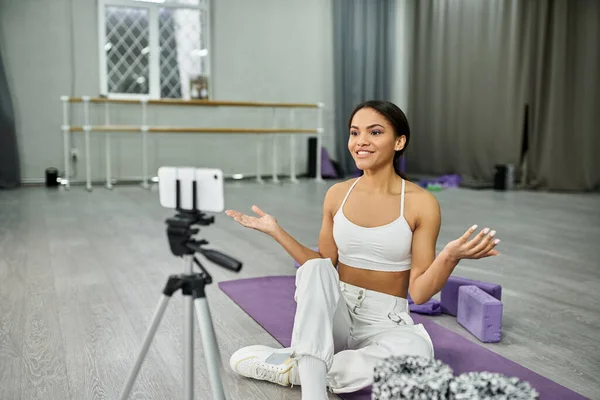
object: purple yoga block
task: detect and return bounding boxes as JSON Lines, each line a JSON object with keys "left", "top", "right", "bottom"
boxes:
{"left": 440, "top": 275, "right": 502, "bottom": 316}
{"left": 321, "top": 148, "right": 338, "bottom": 179}
{"left": 457, "top": 285, "right": 503, "bottom": 343}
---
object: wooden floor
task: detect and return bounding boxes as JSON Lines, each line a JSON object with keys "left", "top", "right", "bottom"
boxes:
{"left": 1, "top": 179, "right": 599, "bottom": 400}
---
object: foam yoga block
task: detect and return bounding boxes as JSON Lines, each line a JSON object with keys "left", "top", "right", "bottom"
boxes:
{"left": 407, "top": 294, "right": 442, "bottom": 315}
{"left": 457, "top": 285, "right": 503, "bottom": 343}
{"left": 441, "top": 276, "right": 502, "bottom": 316}
{"left": 409, "top": 299, "right": 441, "bottom": 315}
{"left": 321, "top": 147, "right": 339, "bottom": 178}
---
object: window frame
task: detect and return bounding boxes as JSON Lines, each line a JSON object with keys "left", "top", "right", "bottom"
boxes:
{"left": 97, "top": 0, "right": 212, "bottom": 100}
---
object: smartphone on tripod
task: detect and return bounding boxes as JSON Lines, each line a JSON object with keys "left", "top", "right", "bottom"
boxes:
{"left": 158, "top": 166, "right": 225, "bottom": 213}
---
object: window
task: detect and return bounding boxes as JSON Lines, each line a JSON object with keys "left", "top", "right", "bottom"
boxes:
{"left": 98, "top": 0, "right": 211, "bottom": 100}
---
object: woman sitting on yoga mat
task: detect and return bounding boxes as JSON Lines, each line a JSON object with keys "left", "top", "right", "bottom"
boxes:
{"left": 225, "top": 100, "right": 500, "bottom": 399}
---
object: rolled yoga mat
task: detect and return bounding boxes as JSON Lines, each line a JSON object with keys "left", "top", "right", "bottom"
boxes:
{"left": 218, "top": 276, "right": 587, "bottom": 400}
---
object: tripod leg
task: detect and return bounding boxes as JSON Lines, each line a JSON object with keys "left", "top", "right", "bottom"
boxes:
{"left": 183, "top": 254, "right": 195, "bottom": 400}
{"left": 184, "top": 293, "right": 194, "bottom": 400}
{"left": 119, "top": 295, "right": 171, "bottom": 400}
{"left": 194, "top": 297, "right": 228, "bottom": 400}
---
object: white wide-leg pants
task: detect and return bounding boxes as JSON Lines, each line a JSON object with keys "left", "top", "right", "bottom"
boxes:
{"left": 289, "top": 258, "right": 434, "bottom": 394}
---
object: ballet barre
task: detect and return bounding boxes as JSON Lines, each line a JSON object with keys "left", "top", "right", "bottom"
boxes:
{"left": 67, "top": 97, "right": 321, "bottom": 108}
{"left": 61, "top": 96, "right": 325, "bottom": 191}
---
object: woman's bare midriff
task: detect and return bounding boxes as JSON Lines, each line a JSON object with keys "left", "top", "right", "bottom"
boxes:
{"left": 337, "top": 262, "right": 410, "bottom": 298}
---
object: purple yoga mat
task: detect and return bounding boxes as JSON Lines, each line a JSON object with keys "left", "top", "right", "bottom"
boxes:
{"left": 218, "top": 276, "right": 587, "bottom": 400}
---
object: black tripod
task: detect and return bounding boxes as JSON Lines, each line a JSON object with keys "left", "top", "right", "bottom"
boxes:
{"left": 119, "top": 181, "right": 242, "bottom": 400}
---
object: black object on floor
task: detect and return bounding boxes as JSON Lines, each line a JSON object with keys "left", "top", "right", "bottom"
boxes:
{"left": 307, "top": 137, "right": 317, "bottom": 178}
{"left": 45, "top": 167, "right": 59, "bottom": 187}
{"left": 494, "top": 164, "right": 515, "bottom": 191}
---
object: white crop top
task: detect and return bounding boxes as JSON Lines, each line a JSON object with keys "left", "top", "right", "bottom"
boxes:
{"left": 332, "top": 177, "right": 413, "bottom": 272}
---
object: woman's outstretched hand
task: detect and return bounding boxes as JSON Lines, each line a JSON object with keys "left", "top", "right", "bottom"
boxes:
{"left": 443, "top": 225, "right": 500, "bottom": 261}
{"left": 225, "top": 205, "right": 280, "bottom": 236}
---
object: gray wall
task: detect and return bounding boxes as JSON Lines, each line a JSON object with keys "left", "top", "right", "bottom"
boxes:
{"left": 0, "top": 0, "right": 335, "bottom": 183}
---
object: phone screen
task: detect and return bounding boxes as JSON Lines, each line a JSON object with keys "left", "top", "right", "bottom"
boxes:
{"left": 158, "top": 167, "right": 225, "bottom": 213}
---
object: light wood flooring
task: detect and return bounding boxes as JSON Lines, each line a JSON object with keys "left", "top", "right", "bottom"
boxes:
{"left": 0, "top": 179, "right": 599, "bottom": 399}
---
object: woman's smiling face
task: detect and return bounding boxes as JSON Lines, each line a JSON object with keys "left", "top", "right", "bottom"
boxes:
{"left": 348, "top": 107, "right": 404, "bottom": 172}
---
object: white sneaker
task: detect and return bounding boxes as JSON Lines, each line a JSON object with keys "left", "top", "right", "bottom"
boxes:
{"left": 229, "top": 345, "right": 299, "bottom": 387}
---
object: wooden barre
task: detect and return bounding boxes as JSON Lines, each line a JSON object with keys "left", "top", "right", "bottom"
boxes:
{"left": 66, "top": 97, "right": 320, "bottom": 109}
{"left": 150, "top": 127, "right": 318, "bottom": 134}
{"left": 68, "top": 98, "right": 140, "bottom": 105}
{"left": 69, "top": 125, "right": 318, "bottom": 134}
{"left": 71, "top": 125, "right": 140, "bottom": 132}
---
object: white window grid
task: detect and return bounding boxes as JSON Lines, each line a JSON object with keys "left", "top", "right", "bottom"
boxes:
{"left": 97, "top": 0, "right": 211, "bottom": 100}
